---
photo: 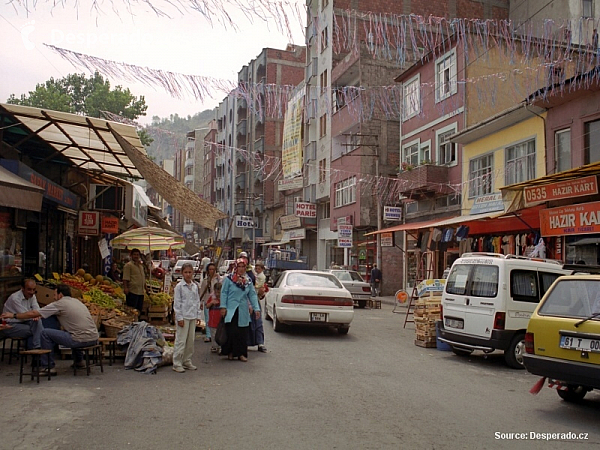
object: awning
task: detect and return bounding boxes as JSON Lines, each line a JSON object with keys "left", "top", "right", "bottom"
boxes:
{"left": 0, "top": 103, "right": 144, "bottom": 178}
{"left": 111, "top": 129, "right": 227, "bottom": 230}
{"left": 430, "top": 211, "right": 506, "bottom": 227}
{"left": 365, "top": 218, "right": 449, "bottom": 236}
{"left": 0, "top": 165, "right": 44, "bottom": 212}
{"left": 500, "top": 162, "right": 600, "bottom": 213}
{"left": 261, "top": 240, "right": 290, "bottom": 246}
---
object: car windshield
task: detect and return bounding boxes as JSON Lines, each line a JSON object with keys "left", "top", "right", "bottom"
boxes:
{"left": 286, "top": 273, "right": 343, "bottom": 289}
{"left": 332, "top": 271, "right": 364, "bottom": 282}
{"left": 538, "top": 279, "right": 600, "bottom": 319}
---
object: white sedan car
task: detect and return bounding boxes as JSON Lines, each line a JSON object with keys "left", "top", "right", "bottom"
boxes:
{"left": 264, "top": 270, "right": 354, "bottom": 334}
{"left": 324, "top": 269, "right": 372, "bottom": 308}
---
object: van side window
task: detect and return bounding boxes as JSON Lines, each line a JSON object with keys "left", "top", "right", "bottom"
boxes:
{"left": 470, "top": 265, "right": 499, "bottom": 298}
{"left": 539, "top": 272, "right": 561, "bottom": 297}
{"left": 511, "top": 270, "right": 538, "bottom": 303}
{"left": 446, "top": 264, "right": 471, "bottom": 295}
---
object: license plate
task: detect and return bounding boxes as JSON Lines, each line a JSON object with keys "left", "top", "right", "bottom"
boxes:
{"left": 311, "top": 313, "right": 327, "bottom": 322}
{"left": 445, "top": 318, "right": 464, "bottom": 329}
{"left": 560, "top": 335, "right": 600, "bottom": 353}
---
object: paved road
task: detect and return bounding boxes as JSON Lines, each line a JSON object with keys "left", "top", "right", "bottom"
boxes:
{"left": 0, "top": 301, "right": 598, "bottom": 450}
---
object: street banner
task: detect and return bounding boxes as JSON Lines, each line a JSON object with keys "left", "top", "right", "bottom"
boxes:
{"left": 282, "top": 90, "right": 304, "bottom": 179}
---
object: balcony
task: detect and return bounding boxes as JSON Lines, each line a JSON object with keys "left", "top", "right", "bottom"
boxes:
{"left": 397, "top": 164, "right": 452, "bottom": 197}
{"left": 234, "top": 203, "right": 246, "bottom": 216}
{"left": 254, "top": 136, "right": 264, "bottom": 154}
{"left": 237, "top": 119, "right": 247, "bottom": 136}
{"left": 253, "top": 197, "right": 264, "bottom": 212}
{"left": 235, "top": 173, "right": 247, "bottom": 190}
{"left": 331, "top": 93, "right": 361, "bottom": 136}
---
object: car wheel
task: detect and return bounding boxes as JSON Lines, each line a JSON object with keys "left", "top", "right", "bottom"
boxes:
{"left": 357, "top": 300, "right": 367, "bottom": 309}
{"left": 557, "top": 385, "right": 588, "bottom": 402}
{"left": 272, "top": 306, "right": 285, "bottom": 332}
{"left": 451, "top": 346, "right": 473, "bottom": 357}
{"left": 338, "top": 326, "right": 350, "bottom": 335}
{"left": 504, "top": 333, "right": 526, "bottom": 370}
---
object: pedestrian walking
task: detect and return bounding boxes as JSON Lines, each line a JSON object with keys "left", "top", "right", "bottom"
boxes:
{"left": 206, "top": 282, "right": 222, "bottom": 354}
{"left": 199, "top": 263, "right": 220, "bottom": 343}
{"left": 219, "top": 258, "right": 260, "bottom": 362}
{"left": 370, "top": 264, "right": 382, "bottom": 297}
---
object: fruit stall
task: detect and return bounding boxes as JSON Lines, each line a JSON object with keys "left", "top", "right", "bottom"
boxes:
{"left": 36, "top": 268, "right": 174, "bottom": 356}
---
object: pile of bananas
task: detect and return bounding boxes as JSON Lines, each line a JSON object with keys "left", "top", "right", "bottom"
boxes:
{"left": 149, "top": 292, "right": 172, "bottom": 306}
{"left": 86, "top": 288, "right": 117, "bottom": 309}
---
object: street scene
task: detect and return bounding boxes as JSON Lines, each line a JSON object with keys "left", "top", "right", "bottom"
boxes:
{"left": 0, "top": 299, "right": 598, "bottom": 450}
{"left": 2, "top": 1, "right": 600, "bottom": 449}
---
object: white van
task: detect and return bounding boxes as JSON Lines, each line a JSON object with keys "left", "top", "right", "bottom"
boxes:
{"left": 438, "top": 253, "right": 570, "bottom": 369}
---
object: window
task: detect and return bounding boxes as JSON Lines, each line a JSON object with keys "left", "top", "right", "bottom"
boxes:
{"left": 319, "top": 201, "right": 330, "bottom": 219}
{"left": 402, "top": 75, "right": 420, "bottom": 120}
{"left": 320, "top": 26, "right": 329, "bottom": 53}
{"left": 335, "top": 176, "right": 356, "bottom": 207}
{"left": 435, "top": 49, "right": 457, "bottom": 101}
{"left": 319, "top": 114, "right": 327, "bottom": 138}
{"left": 319, "top": 158, "right": 327, "bottom": 183}
{"left": 555, "top": 129, "right": 571, "bottom": 173}
{"left": 470, "top": 265, "right": 499, "bottom": 298}
{"left": 438, "top": 130, "right": 457, "bottom": 165}
{"left": 348, "top": 134, "right": 360, "bottom": 152}
{"left": 320, "top": 69, "right": 328, "bottom": 94}
{"left": 505, "top": 139, "right": 535, "bottom": 185}
{"left": 469, "top": 154, "right": 493, "bottom": 198}
{"left": 585, "top": 119, "right": 600, "bottom": 164}
{"left": 511, "top": 270, "right": 538, "bottom": 303}
{"left": 583, "top": 0, "right": 593, "bottom": 18}
{"left": 402, "top": 142, "right": 419, "bottom": 167}
{"left": 419, "top": 143, "right": 430, "bottom": 164}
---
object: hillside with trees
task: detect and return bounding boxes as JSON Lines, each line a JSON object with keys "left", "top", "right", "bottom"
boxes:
{"left": 144, "top": 110, "right": 214, "bottom": 164}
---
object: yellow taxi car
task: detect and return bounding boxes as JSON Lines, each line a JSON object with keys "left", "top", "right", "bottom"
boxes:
{"left": 523, "top": 274, "right": 600, "bottom": 402}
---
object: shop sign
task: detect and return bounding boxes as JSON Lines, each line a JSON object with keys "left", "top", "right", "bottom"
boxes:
{"left": 358, "top": 249, "right": 367, "bottom": 259}
{"left": 295, "top": 202, "right": 316, "bottom": 218}
{"left": 280, "top": 215, "right": 301, "bottom": 230}
{"left": 338, "top": 238, "right": 352, "bottom": 248}
{"left": 338, "top": 224, "right": 353, "bottom": 238}
{"left": 101, "top": 216, "right": 119, "bottom": 234}
{"left": 384, "top": 206, "right": 402, "bottom": 221}
{"left": 540, "top": 200, "right": 600, "bottom": 237}
{"left": 235, "top": 215, "right": 257, "bottom": 228}
{"left": 524, "top": 175, "right": 598, "bottom": 207}
{"left": 255, "top": 237, "right": 267, "bottom": 244}
{"left": 380, "top": 232, "right": 395, "bottom": 247}
{"left": 333, "top": 215, "right": 353, "bottom": 229}
{"left": 78, "top": 211, "right": 100, "bottom": 236}
{"left": 283, "top": 228, "right": 306, "bottom": 240}
{"left": 125, "top": 184, "right": 148, "bottom": 227}
{"left": 470, "top": 193, "right": 505, "bottom": 215}
{"left": 0, "top": 159, "right": 79, "bottom": 209}
{"left": 278, "top": 177, "right": 303, "bottom": 191}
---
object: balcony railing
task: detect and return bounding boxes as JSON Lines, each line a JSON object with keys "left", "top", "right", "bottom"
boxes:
{"left": 397, "top": 164, "right": 452, "bottom": 197}
{"left": 235, "top": 173, "right": 246, "bottom": 190}
{"left": 254, "top": 136, "right": 264, "bottom": 154}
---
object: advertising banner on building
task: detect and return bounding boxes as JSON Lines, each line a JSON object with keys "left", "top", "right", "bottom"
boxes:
{"left": 101, "top": 216, "right": 119, "bottom": 234}
{"left": 540, "top": 200, "right": 600, "bottom": 237}
{"left": 278, "top": 177, "right": 304, "bottom": 191}
{"left": 280, "top": 215, "right": 302, "bottom": 230}
{"left": 295, "top": 202, "right": 317, "bottom": 218}
{"left": 337, "top": 224, "right": 353, "bottom": 248}
{"left": 78, "top": 211, "right": 100, "bottom": 236}
{"left": 524, "top": 175, "right": 598, "bottom": 207}
{"left": 281, "top": 90, "right": 304, "bottom": 179}
{"left": 380, "top": 232, "right": 395, "bottom": 247}
{"left": 383, "top": 206, "right": 402, "bottom": 221}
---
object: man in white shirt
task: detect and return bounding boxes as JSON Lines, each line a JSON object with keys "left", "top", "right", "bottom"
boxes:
{"left": 2, "top": 278, "right": 43, "bottom": 349}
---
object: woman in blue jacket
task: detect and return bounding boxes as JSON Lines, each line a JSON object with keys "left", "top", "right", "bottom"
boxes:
{"left": 220, "top": 258, "right": 260, "bottom": 362}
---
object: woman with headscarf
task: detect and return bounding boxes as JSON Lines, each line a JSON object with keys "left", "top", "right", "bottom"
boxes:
{"left": 219, "top": 258, "right": 260, "bottom": 362}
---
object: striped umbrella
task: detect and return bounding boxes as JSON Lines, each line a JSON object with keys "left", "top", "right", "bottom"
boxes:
{"left": 111, "top": 227, "right": 186, "bottom": 253}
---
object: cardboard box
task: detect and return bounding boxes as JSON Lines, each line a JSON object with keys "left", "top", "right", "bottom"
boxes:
{"left": 36, "top": 284, "right": 56, "bottom": 306}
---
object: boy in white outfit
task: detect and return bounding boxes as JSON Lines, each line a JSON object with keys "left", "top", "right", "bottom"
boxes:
{"left": 172, "top": 263, "right": 201, "bottom": 373}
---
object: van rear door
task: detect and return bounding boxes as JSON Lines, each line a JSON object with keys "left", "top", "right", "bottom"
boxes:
{"left": 443, "top": 263, "right": 499, "bottom": 339}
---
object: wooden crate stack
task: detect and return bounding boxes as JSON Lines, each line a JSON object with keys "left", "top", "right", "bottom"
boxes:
{"left": 414, "top": 293, "right": 442, "bottom": 348}
{"left": 147, "top": 305, "right": 169, "bottom": 324}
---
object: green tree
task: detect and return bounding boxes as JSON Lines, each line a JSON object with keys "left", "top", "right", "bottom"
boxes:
{"left": 7, "top": 72, "right": 152, "bottom": 146}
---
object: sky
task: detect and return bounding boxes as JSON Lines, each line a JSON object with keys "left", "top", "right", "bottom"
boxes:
{"left": 0, "top": 1, "right": 306, "bottom": 124}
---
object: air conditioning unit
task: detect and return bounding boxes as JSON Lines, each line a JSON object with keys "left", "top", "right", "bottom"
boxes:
{"left": 90, "top": 184, "right": 124, "bottom": 211}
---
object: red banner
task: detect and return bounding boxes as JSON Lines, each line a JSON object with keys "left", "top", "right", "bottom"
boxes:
{"left": 540, "top": 201, "right": 600, "bottom": 237}
{"left": 524, "top": 175, "right": 598, "bottom": 206}
{"left": 101, "top": 216, "right": 119, "bottom": 234}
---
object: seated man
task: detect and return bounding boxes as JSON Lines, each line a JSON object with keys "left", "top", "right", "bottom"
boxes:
{"left": 1, "top": 284, "right": 99, "bottom": 376}
{"left": 2, "top": 278, "right": 43, "bottom": 349}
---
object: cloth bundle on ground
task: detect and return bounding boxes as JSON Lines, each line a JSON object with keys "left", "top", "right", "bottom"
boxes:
{"left": 117, "top": 321, "right": 167, "bottom": 374}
